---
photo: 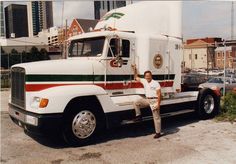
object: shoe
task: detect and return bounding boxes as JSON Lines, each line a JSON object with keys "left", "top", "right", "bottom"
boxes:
{"left": 153, "top": 133, "right": 161, "bottom": 139}
{"left": 133, "top": 115, "right": 142, "bottom": 122}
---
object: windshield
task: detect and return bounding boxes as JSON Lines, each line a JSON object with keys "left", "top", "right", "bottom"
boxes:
{"left": 68, "top": 37, "right": 105, "bottom": 57}
{"left": 207, "top": 77, "right": 224, "bottom": 83}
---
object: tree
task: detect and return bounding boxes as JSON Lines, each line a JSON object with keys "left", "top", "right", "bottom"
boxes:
{"left": 30, "top": 46, "right": 41, "bottom": 61}
{"left": 11, "top": 49, "right": 18, "bottom": 55}
{"left": 1, "top": 47, "right": 5, "bottom": 54}
{"left": 40, "top": 48, "right": 50, "bottom": 60}
{"left": 30, "top": 46, "right": 39, "bottom": 55}
{"left": 9, "top": 49, "right": 20, "bottom": 66}
{"left": 22, "top": 51, "right": 27, "bottom": 63}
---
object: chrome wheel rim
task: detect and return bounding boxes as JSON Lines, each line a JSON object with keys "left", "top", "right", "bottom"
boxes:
{"left": 72, "top": 110, "right": 96, "bottom": 139}
{"left": 203, "top": 95, "right": 214, "bottom": 114}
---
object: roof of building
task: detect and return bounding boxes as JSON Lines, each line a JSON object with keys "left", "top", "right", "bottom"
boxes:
{"left": 76, "top": 19, "right": 99, "bottom": 33}
{"left": 215, "top": 46, "right": 232, "bottom": 51}
{"left": 184, "top": 37, "right": 223, "bottom": 49}
{"left": 186, "top": 37, "right": 222, "bottom": 44}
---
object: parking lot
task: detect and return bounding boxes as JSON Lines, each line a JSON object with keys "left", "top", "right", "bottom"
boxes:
{"left": 1, "top": 90, "right": 236, "bottom": 164}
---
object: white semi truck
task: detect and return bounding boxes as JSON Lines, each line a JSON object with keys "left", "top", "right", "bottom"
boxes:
{"left": 9, "top": 2, "right": 220, "bottom": 145}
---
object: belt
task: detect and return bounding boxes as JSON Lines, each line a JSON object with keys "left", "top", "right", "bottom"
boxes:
{"left": 146, "top": 97, "right": 158, "bottom": 99}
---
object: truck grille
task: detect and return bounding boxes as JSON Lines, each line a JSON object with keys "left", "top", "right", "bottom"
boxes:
{"left": 11, "top": 67, "right": 25, "bottom": 108}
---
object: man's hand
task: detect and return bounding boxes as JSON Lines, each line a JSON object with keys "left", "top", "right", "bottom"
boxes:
{"left": 131, "top": 64, "right": 140, "bottom": 82}
{"left": 131, "top": 64, "right": 136, "bottom": 70}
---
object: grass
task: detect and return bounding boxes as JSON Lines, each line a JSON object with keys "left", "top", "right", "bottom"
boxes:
{"left": 215, "top": 92, "right": 236, "bottom": 123}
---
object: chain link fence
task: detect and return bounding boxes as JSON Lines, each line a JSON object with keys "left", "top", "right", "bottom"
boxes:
{"left": 1, "top": 70, "right": 10, "bottom": 88}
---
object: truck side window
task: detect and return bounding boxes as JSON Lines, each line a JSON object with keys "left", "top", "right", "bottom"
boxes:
{"left": 108, "top": 39, "right": 130, "bottom": 58}
{"left": 122, "top": 40, "right": 130, "bottom": 58}
{"left": 108, "top": 39, "right": 117, "bottom": 57}
{"left": 71, "top": 42, "right": 83, "bottom": 56}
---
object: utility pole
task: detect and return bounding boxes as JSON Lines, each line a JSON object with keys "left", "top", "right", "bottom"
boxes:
{"left": 206, "top": 43, "right": 209, "bottom": 78}
{"left": 61, "top": 1, "right": 64, "bottom": 59}
{"left": 64, "top": 19, "right": 68, "bottom": 59}
{"left": 231, "top": 1, "right": 234, "bottom": 40}
{"left": 223, "top": 39, "right": 226, "bottom": 97}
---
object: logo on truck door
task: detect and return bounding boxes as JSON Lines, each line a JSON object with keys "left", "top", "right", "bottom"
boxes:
{"left": 153, "top": 54, "right": 163, "bottom": 69}
{"left": 110, "top": 58, "right": 128, "bottom": 67}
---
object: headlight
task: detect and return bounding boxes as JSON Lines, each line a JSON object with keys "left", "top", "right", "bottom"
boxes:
{"left": 31, "top": 97, "right": 49, "bottom": 108}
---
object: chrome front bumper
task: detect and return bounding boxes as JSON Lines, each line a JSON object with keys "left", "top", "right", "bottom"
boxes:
{"left": 9, "top": 103, "right": 38, "bottom": 126}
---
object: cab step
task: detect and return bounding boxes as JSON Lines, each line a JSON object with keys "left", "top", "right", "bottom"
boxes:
{"left": 121, "top": 109, "right": 195, "bottom": 125}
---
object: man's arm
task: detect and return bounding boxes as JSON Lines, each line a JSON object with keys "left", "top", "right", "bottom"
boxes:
{"left": 156, "top": 88, "right": 161, "bottom": 109}
{"left": 131, "top": 64, "right": 141, "bottom": 82}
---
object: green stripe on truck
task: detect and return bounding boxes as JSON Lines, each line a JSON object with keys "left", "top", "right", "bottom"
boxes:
{"left": 26, "top": 74, "right": 175, "bottom": 82}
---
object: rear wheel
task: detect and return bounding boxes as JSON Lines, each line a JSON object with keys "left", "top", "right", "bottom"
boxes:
{"left": 62, "top": 101, "right": 105, "bottom": 146}
{"left": 197, "top": 88, "right": 220, "bottom": 119}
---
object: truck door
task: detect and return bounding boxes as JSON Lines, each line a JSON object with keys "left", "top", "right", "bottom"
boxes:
{"left": 105, "top": 38, "right": 134, "bottom": 95}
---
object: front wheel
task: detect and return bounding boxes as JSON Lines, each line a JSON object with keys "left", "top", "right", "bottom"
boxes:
{"left": 62, "top": 104, "right": 104, "bottom": 146}
{"left": 196, "top": 88, "right": 220, "bottom": 119}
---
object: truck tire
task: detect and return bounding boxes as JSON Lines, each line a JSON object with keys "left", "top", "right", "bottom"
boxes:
{"left": 196, "top": 88, "right": 220, "bottom": 119}
{"left": 62, "top": 102, "right": 105, "bottom": 146}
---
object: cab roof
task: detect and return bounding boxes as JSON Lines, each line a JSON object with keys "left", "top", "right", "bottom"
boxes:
{"left": 68, "top": 30, "right": 136, "bottom": 41}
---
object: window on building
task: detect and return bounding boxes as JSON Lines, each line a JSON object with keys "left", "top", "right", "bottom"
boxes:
{"left": 189, "top": 54, "right": 191, "bottom": 60}
{"left": 195, "top": 54, "right": 197, "bottom": 60}
{"left": 102, "top": 1, "right": 105, "bottom": 9}
{"left": 107, "top": 1, "right": 110, "bottom": 11}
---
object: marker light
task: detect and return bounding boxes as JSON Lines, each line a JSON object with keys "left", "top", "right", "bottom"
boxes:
{"left": 39, "top": 98, "right": 49, "bottom": 108}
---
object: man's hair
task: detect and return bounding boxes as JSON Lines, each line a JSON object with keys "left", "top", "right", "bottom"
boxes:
{"left": 144, "top": 70, "right": 152, "bottom": 77}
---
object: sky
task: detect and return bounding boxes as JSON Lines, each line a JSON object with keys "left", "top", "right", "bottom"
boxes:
{"left": 3, "top": 1, "right": 236, "bottom": 40}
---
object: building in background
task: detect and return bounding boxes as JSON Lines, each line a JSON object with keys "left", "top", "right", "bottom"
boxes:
{"left": 183, "top": 37, "right": 222, "bottom": 70}
{"left": 4, "top": 4, "right": 28, "bottom": 38}
{"left": 94, "top": 1, "right": 127, "bottom": 19}
{"left": 215, "top": 40, "right": 236, "bottom": 69}
{"left": 0, "top": 2, "right": 5, "bottom": 37}
{"left": 27, "top": 1, "right": 53, "bottom": 36}
{"left": 38, "top": 26, "right": 59, "bottom": 46}
{"left": 67, "top": 19, "right": 98, "bottom": 38}
{"left": 215, "top": 46, "right": 236, "bottom": 69}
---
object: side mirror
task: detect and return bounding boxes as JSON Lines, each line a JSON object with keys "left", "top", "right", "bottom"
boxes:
{"left": 114, "top": 38, "right": 121, "bottom": 57}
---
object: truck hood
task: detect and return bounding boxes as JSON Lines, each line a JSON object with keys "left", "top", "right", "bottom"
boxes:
{"left": 12, "top": 59, "right": 95, "bottom": 75}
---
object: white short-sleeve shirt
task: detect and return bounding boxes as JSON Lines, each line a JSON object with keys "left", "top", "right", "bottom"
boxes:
{"left": 140, "top": 78, "right": 161, "bottom": 98}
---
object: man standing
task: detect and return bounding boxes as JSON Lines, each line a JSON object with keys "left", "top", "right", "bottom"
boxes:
{"left": 132, "top": 64, "right": 162, "bottom": 139}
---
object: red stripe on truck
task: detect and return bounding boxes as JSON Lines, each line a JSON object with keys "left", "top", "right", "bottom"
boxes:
{"left": 25, "top": 81, "right": 174, "bottom": 92}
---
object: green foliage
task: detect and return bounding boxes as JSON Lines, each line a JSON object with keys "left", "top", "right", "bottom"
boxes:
{"left": 1, "top": 47, "right": 50, "bottom": 69}
{"left": 1, "top": 47, "right": 5, "bottom": 54}
{"left": 217, "top": 92, "right": 236, "bottom": 122}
